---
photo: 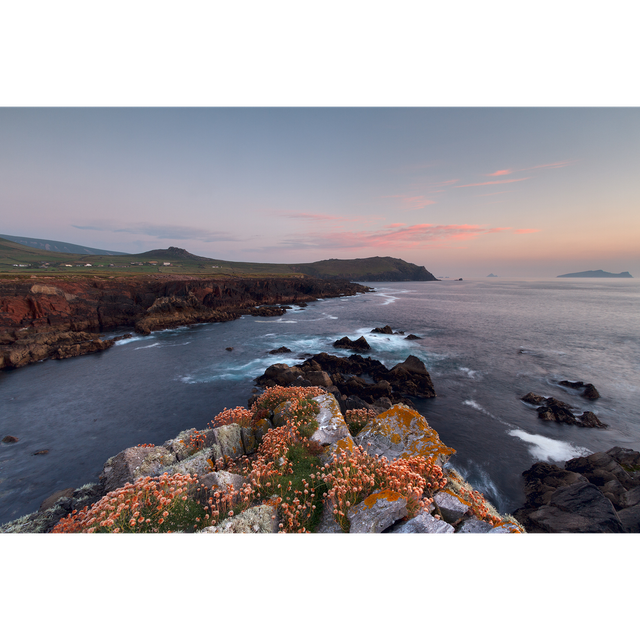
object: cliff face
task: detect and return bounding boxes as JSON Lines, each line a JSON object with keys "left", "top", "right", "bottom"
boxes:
{"left": 0, "top": 275, "right": 370, "bottom": 369}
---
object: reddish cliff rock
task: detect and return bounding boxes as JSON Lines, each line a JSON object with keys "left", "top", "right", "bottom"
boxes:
{"left": 0, "top": 275, "right": 370, "bottom": 369}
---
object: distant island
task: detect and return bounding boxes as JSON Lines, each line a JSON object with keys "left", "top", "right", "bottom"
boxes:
{"left": 557, "top": 270, "right": 633, "bottom": 278}
{"left": 487, "top": 273, "right": 498, "bottom": 277}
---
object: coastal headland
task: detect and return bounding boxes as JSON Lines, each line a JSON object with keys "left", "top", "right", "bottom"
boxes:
{"left": 0, "top": 274, "right": 370, "bottom": 370}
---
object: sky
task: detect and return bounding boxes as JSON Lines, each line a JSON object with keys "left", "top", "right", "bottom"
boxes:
{"left": 1, "top": 107, "right": 639, "bottom": 277}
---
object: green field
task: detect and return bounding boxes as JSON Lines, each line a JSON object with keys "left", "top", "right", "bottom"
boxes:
{"left": 0, "top": 236, "right": 436, "bottom": 281}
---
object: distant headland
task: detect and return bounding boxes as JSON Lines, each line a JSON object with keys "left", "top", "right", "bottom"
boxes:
{"left": 557, "top": 270, "right": 633, "bottom": 278}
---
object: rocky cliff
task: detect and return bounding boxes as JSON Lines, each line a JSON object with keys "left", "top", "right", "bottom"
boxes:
{"left": 0, "top": 275, "right": 370, "bottom": 369}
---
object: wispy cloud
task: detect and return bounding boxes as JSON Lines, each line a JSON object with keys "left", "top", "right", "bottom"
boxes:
{"left": 277, "top": 223, "right": 515, "bottom": 251}
{"left": 513, "top": 228, "right": 540, "bottom": 234}
{"left": 384, "top": 195, "right": 436, "bottom": 209}
{"left": 486, "top": 169, "right": 513, "bottom": 176}
{"left": 72, "top": 222, "right": 240, "bottom": 243}
{"left": 455, "top": 178, "right": 531, "bottom": 188}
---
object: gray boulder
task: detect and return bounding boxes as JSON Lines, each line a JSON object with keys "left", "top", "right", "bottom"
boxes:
{"left": 347, "top": 490, "right": 408, "bottom": 533}
{"left": 391, "top": 511, "right": 454, "bottom": 533}
{"left": 201, "top": 504, "right": 279, "bottom": 533}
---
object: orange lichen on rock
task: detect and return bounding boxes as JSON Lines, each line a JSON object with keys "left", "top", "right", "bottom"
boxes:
{"left": 363, "top": 489, "right": 404, "bottom": 509}
{"left": 355, "top": 403, "right": 455, "bottom": 466}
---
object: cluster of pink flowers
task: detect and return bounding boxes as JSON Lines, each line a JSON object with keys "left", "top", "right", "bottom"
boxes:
{"left": 52, "top": 473, "right": 206, "bottom": 533}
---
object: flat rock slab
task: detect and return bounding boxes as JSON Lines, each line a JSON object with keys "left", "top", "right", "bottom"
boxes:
{"left": 347, "top": 489, "right": 407, "bottom": 533}
{"left": 100, "top": 446, "right": 177, "bottom": 494}
{"left": 391, "top": 511, "right": 454, "bottom": 533}
{"left": 434, "top": 490, "right": 470, "bottom": 523}
{"left": 201, "top": 504, "right": 279, "bottom": 533}
{"left": 311, "top": 393, "right": 352, "bottom": 447}
{"left": 457, "top": 517, "right": 493, "bottom": 533}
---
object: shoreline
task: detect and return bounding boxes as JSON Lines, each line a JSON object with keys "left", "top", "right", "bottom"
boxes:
{"left": 0, "top": 274, "right": 371, "bottom": 370}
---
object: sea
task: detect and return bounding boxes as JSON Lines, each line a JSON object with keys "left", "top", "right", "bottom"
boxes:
{"left": 1, "top": 277, "right": 639, "bottom": 527}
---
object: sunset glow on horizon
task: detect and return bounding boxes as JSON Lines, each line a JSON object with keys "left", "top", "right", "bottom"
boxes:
{"left": 1, "top": 107, "right": 638, "bottom": 277}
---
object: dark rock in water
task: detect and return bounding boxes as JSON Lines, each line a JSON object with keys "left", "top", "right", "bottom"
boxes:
{"left": 521, "top": 392, "right": 546, "bottom": 405}
{"left": 225, "top": 347, "right": 233, "bottom": 351}
{"left": 404, "top": 334, "right": 421, "bottom": 340}
{"left": 333, "top": 336, "right": 371, "bottom": 352}
{"left": 536, "top": 398, "right": 577, "bottom": 424}
{"left": 559, "top": 380, "right": 600, "bottom": 399}
{"left": 114, "top": 333, "right": 133, "bottom": 342}
{"left": 582, "top": 383, "right": 600, "bottom": 399}
{"left": 2, "top": 435, "right": 18, "bottom": 443}
{"left": 522, "top": 392, "right": 605, "bottom": 427}
{"left": 577, "top": 411, "right": 607, "bottom": 429}
{"left": 255, "top": 352, "right": 435, "bottom": 406}
{"left": 33, "top": 449, "right": 49, "bottom": 455}
{"left": 297, "top": 302, "right": 308, "bottom": 307}
{"left": 371, "top": 325, "right": 394, "bottom": 334}
{"left": 268, "top": 346, "right": 292, "bottom": 354}
{"left": 248, "top": 306, "right": 286, "bottom": 317}
{"left": 513, "top": 447, "right": 640, "bottom": 533}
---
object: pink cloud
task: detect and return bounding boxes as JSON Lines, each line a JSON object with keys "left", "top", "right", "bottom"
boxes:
{"left": 528, "top": 161, "right": 571, "bottom": 170}
{"left": 279, "top": 223, "right": 515, "bottom": 251}
{"left": 384, "top": 195, "right": 436, "bottom": 209}
{"left": 513, "top": 228, "right": 540, "bottom": 234}
{"left": 272, "top": 209, "right": 345, "bottom": 222}
{"left": 455, "top": 178, "right": 531, "bottom": 188}
{"left": 486, "top": 169, "right": 512, "bottom": 176}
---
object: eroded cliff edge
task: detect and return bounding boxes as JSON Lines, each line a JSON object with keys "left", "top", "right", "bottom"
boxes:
{"left": 0, "top": 275, "right": 370, "bottom": 369}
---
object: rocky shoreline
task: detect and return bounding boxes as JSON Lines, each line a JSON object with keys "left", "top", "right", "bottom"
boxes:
{"left": 0, "top": 275, "right": 370, "bottom": 370}
{"left": 0, "top": 387, "right": 523, "bottom": 534}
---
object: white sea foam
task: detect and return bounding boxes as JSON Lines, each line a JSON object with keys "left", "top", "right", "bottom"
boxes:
{"left": 463, "top": 399, "right": 592, "bottom": 463}
{"left": 113, "top": 335, "right": 149, "bottom": 346}
{"left": 459, "top": 367, "right": 478, "bottom": 379}
{"left": 134, "top": 342, "right": 161, "bottom": 350}
{"left": 508, "top": 429, "right": 592, "bottom": 462}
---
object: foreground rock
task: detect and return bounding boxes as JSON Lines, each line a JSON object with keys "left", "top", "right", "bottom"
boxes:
{"left": 513, "top": 447, "right": 640, "bottom": 532}
{"left": 1, "top": 391, "right": 524, "bottom": 534}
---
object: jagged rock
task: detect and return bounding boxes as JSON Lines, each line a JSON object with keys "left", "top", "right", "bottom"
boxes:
{"left": 240, "top": 425, "right": 258, "bottom": 455}
{"left": 213, "top": 423, "right": 245, "bottom": 459}
{"left": 100, "top": 446, "right": 177, "bottom": 494}
{"left": 347, "top": 489, "right": 408, "bottom": 533}
{"left": 200, "top": 504, "right": 279, "bottom": 533}
{"left": 355, "top": 404, "right": 455, "bottom": 467}
{"left": 310, "top": 393, "right": 353, "bottom": 449}
{"left": 2, "top": 435, "right": 18, "bottom": 443}
{"left": 434, "top": 491, "right": 470, "bottom": 523}
{"left": 404, "top": 334, "right": 421, "bottom": 340}
{"left": 166, "top": 449, "right": 216, "bottom": 477}
{"left": 616, "top": 505, "right": 640, "bottom": 533}
{"left": 371, "top": 325, "right": 394, "bottom": 334}
{"left": 334, "top": 336, "right": 371, "bottom": 351}
{"left": 198, "top": 471, "right": 248, "bottom": 498}
{"left": 256, "top": 352, "right": 436, "bottom": 406}
{"left": 390, "top": 511, "right": 454, "bottom": 533}
{"left": 268, "top": 346, "right": 292, "bottom": 354}
{"left": 249, "top": 306, "right": 286, "bottom": 317}
{"left": 521, "top": 392, "right": 546, "bottom": 405}
{"left": 456, "top": 517, "right": 493, "bottom": 533}
{"left": 522, "top": 392, "right": 607, "bottom": 427}
{"left": 522, "top": 482, "right": 624, "bottom": 533}
{"left": 559, "top": 380, "right": 600, "bottom": 399}
{"left": 577, "top": 411, "right": 607, "bottom": 428}
{"left": 163, "top": 428, "right": 217, "bottom": 461}
{"left": 514, "top": 447, "right": 640, "bottom": 532}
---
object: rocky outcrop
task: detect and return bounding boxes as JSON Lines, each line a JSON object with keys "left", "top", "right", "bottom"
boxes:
{"left": 333, "top": 336, "right": 371, "bottom": 351}
{"left": 521, "top": 393, "right": 608, "bottom": 428}
{"left": 558, "top": 380, "right": 600, "bottom": 399}
{"left": 0, "top": 275, "right": 370, "bottom": 369}
{"left": 254, "top": 352, "right": 436, "bottom": 412}
{"left": 513, "top": 447, "right": 640, "bottom": 533}
{"left": 1, "top": 391, "right": 524, "bottom": 534}
{"left": 369, "top": 325, "right": 421, "bottom": 340}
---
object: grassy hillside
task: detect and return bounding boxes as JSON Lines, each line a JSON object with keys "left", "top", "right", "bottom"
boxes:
{"left": 0, "top": 234, "right": 128, "bottom": 255}
{"left": 0, "top": 237, "right": 437, "bottom": 281}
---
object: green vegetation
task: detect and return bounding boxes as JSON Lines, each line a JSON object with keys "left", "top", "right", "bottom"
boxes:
{"left": 0, "top": 235, "right": 437, "bottom": 280}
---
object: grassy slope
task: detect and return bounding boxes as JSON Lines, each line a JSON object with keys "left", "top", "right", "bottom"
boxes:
{"left": 0, "top": 237, "right": 434, "bottom": 280}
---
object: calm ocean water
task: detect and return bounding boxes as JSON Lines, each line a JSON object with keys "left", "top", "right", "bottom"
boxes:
{"left": 1, "top": 278, "right": 639, "bottom": 525}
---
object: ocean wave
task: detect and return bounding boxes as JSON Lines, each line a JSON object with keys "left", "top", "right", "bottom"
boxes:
{"left": 459, "top": 367, "right": 479, "bottom": 379}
